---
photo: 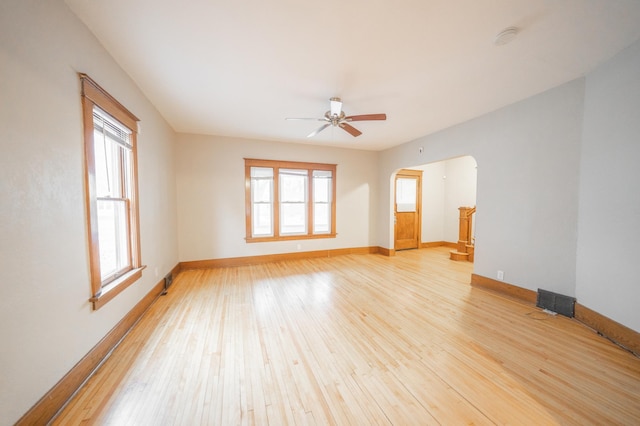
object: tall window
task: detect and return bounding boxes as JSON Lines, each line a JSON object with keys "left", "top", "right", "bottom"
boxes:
{"left": 245, "top": 159, "right": 336, "bottom": 242}
{"left": 80, "top": 74, "right": 143, "bottom": 310}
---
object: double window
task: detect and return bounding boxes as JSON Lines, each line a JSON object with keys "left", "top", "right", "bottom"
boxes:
{"left": 80, "top": 74, "right": 142, "bottom": 309}
{"left": 245, "top": 159, "right": 336, "bottom": 242}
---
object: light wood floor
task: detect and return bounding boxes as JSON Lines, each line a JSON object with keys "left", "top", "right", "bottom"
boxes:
{"left": 54, "top": 248, "right": 640, "bottom": 425}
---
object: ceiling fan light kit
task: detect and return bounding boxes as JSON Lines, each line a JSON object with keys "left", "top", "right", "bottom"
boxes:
{"left": 329, "top": 97, "right": 342, "bottom": 116}
{"left": 286, "top": 97, "right": 386, "bottom": 138}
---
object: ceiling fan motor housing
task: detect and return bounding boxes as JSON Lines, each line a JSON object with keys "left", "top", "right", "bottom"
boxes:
{"left": 325, "top": 110, "right": 346, "bottom": 126}
{"left": 285, "top": 97, "right": 386, "bottom": 138}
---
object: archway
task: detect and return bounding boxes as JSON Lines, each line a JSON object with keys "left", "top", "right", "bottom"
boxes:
{"left": 391, "top": 155, "right": 477, "bottom": 255}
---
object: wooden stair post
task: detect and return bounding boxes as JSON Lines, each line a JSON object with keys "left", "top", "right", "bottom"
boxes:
{"left": 450, "top": 206, "right": 476, "bottom": 262}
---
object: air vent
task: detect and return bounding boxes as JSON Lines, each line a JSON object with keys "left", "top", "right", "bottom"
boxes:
{"left": 161, "top": 272, "right": 173, "bottom": 296}
{"left": 536, "top": 289, "right": 576, "bottom": 317}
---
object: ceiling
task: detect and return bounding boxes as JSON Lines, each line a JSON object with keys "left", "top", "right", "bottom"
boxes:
{"left": 65, "top": 0, "right": 640, "bottom": 151}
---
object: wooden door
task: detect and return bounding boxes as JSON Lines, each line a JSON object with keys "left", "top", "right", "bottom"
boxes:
{"left": 394, "top": 169, "right": 422, "bottom": 250}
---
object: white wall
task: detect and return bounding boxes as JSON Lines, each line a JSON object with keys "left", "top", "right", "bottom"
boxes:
{"left": 576, "top": 39, "right": 640, "bottom": 332}
{"left": 176, "top": 134, "right": 379, "bottom": 261}
{"left": 419, "top": 156, "right": 477, "bottom": 243}
{"left": 421, "top": 161, "right": 446, "bottom": 242}
{"left": 443, "top": 156, "right": 478, "bottom": 242}
{"left": 378, "top": 79, "right": 584, "bottom": 299}
{"left": 0, "top": 1, "right": 179, "bottom": 424}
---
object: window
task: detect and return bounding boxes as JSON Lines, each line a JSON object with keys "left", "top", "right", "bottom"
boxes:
{"left": 245, "top": 159, "right": 336, "bottom": 242}
{"left": 80, "top": 74, "right": 143, "bottom": 310}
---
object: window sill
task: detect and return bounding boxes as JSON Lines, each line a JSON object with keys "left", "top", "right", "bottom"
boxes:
{"left": 246, "top": 233, "right": 337, "bottom": 243}
{"left": 90, "top": 266, "right": 145, "bottom": 310}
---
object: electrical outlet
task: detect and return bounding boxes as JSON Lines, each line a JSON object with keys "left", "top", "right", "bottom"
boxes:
{"left": 497, "top": 270, "right": 504, "bottom": 281}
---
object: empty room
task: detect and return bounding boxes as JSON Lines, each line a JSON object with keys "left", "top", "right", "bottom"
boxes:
{"left": 1, "top": 0, "right": 640, "bottom": 424}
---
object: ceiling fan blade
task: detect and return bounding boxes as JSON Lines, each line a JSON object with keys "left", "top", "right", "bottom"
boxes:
{"left": 339, "top": 123, "right": 362, "bottom": 137}
{"left": 307, "top": 123, "right": 331, "bottom": 138}
{"left": 345, "top": 113, "right": 387, "bottom": 122}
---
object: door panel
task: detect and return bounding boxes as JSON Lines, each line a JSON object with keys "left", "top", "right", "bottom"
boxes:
{"left": 394, "top": 170, "right": 422, "bottom": 251}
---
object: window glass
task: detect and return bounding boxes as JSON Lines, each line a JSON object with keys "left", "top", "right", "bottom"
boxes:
{"left": 97, "top": 198, "right": 130, "bottom": 281}
{"left": 244, "top": 159, "right": 336, "bottom": 241}
{"left": 93, "top": 107, "right": 134, "bottom": 284}
{"left": 313, "top": 203, "right": 330, "bottom": 233}
{"left": 251, "top": 167, "right": 273, "bottom": 203}
{"left": 281, "top": 203, "right": 306, "bottom": 234}
{"left": 280, "top": 169, "right": 307, "bottom": 235}
{"left": 313, "top": 170, "right": 332, "bottom": 233}
{"left": 396, "top": 177, "right": 417, "bottom": 212}
{"left": 280, "top": 169, "right": 307, "bottom": 202}
{"left": 251, "top": 167, "right": 273, "bottom": 236}
{"left": 252, "top": 203, "right": 273, "bottom": 237}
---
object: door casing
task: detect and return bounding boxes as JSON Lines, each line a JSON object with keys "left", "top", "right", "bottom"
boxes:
{"left": 394, "top": 169, "right": 422, "bottom": 251}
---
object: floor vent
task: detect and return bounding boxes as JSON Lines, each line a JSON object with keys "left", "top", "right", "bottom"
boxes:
{"left": 161, "top": 272, "right": 173, "bottom": 296}
{"left": 536, "top": 289, "right": 576, "bottom": 317}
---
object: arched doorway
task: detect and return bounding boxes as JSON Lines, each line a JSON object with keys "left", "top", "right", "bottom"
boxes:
{"left": 391, "top": 155, "right": 477, "bottom": 254}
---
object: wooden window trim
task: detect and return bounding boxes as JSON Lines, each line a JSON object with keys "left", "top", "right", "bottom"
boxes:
{"left": 245, "top": 158, "right": 337, "bottom": 242}
{"left": 89, "top": 268, "right": 144, "bottom": 310}
{"left": 80, "top": 73, "right": 143, "bottom": 310}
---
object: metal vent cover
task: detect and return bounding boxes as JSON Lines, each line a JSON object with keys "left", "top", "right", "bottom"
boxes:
{"left": 536, "top": 289, "right": 576, "bottom": 317}
{"left": 161, "top": 272, "right": 173, "bottom": 295}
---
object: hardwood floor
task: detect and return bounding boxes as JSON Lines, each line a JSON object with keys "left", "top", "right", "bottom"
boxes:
{"left": 53, "top": 248, "right": 640, "bottom": 425}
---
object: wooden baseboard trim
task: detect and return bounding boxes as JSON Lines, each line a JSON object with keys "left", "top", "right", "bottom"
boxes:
{"left": 16, "top": 264, "right": 179, "bottom": 425}
{"left": 180, "top": 246, "right": 383, "bottom": 270}
{"left": 421, "top": 241, "right": 457, "bottom": 249}
{"left": 575, "top": 303, "right": 640, "bottom": 356}
{"left": 471, "top": 274, "right": 639, "bottom": 356}
{"left": 168, "top": 263, "right": 182, "bottom": 282}
{"left": 470, "top": 273, "right": 538, "bottom": 304}
{"left": 377, "top": 246, "right": 395, "bottom": 257}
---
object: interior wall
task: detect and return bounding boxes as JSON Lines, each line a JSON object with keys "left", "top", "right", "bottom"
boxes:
{"left": 420, "top": 162, "right": 446, "bottom": 243}
{"left": 176, "top": 133, "right": 379, "bottom": 261}
{"left": 0, "top": 1, "right": 179, "bottom": 423}
{"left": 419, "top": 156, "right": 477, "bottom": 244}
{"left": 443, "top": 156, "right": 478, "bottom": 243}
{"left": 576, "top": 39, "right": 640, "bottom": 331}
{"left": 378, "top": 78, "right": 584, "bottom": 300}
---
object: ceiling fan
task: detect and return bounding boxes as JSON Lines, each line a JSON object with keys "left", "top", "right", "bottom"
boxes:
{"left": 286, "top": 97, "right": 386, "bottom": 138}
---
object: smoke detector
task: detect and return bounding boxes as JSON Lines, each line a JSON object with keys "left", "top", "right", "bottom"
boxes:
{"left": 494, "top": 27, "right": 519, "bottom": 46}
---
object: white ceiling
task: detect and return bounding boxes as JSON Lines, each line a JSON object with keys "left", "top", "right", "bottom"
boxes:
{"left": 65, "top": 0, "right": 640, "bottom": 151}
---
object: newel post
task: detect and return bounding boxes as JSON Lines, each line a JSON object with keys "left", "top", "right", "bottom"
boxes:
{"left": 451, "top": 206, "right": 476, "bottom": 262}
{"left": 457, "top": 207, "right": 474, "bottom": 252}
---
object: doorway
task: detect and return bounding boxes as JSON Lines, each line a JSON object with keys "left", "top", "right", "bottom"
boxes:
{"left": 389, "top": 156, "right": 477, "bottom": 255}
{"left": 394, "top": 169, "right": 422, "bottom": 250}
